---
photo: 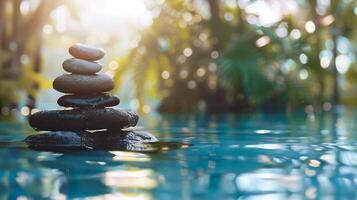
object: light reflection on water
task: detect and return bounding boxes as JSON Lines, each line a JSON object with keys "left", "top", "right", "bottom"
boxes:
{"left": 109, "top": 151, "right": 151, "bottom": 162}
{"left": 2, "top": 109, "right": 357, "bottom": 199}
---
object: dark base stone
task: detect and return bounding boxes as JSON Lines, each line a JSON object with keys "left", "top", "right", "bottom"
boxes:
{"left": 29, "top": 108, "right": 138, "bottom": 131}
{"left": 58, "top": 94, "right": 120, "bottom": 108}
{"left": 25, "top": 130, "right": 158, "bottom": 151}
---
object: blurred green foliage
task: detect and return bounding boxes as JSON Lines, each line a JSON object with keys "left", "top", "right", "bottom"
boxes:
{"left": 114, "top": 0, "right": 357, "bottom": 113}
{"left": 0, "top": 0, "right": 59, "bottom": 111}
{"left": 0, "top": 0, "right": 356, "bottom": 114}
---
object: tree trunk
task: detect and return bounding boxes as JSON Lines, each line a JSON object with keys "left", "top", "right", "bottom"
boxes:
{"left": 318, "top": 77, "right": 325, "bottom": 105}
{"left": 0, "top": 1, "right": 61, "bottom": 112}
{"left": 27, "top": 29, "right": 43, "bottom": 112}
{"left": 0, "top": 0, "right": 6, "bottom": 50}
{"left": 310, "top": 0, "right": 325, "bottom": 107}
{"left": 207, "top": 0, "right": 222, "bottom": 51}
{"left": 9, "top": 0, "right": 22, "bottom": 77}
{"left": 330, "top": 0, "right": 340, "bottom": 107}
{"left": 331, "top": 26, "right": 339, "bottom": 106}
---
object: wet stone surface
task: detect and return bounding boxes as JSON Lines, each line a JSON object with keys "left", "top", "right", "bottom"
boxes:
{"left": 58, "top": 94, "right": 120, "bottom": 108}
{"left": 25, "top": 130, "right": 158, "bottom": 151}
{"left": 29, "top": 108, "right": 139, "bottom": 131}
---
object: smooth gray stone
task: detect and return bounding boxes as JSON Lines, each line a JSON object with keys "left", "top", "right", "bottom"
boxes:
{"left": 29, "top": 108, "right": 138, "bottom": 131}
{"left": 25, "top": 130, "right": 158, "bottom": 151}
{"left": 58, "top": 94, "right": 120, "bottom": 108}
{"left": 53, "top": 74, "right": 114, "bottom": 94}
{"left": 63, "top": 58, "right": 102, "bottom": 74}
{"left": 69, "top": 43, "right": 105, "bottom": 61}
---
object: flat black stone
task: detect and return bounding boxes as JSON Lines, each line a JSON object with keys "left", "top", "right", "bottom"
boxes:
{"left": 29, "top": 108, "right": 138, "bottom": 131}
{"left": 25, "top": 130, "right": 158, "bottom": 151}
{"left": 58, "top": 94, "right": 120, "bottom": 108}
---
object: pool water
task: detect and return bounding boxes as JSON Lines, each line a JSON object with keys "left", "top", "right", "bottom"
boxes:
{"left": 1, "top": 109, "right": 357, "bottom": 199}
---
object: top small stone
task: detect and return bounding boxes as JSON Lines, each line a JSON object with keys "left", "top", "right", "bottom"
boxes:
{"left": 69, "top": 43, "right": 105, "bottom": 61}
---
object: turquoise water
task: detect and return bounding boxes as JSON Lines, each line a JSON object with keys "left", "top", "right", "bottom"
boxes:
{"left": 1, "top": 109, "right": 357, "bottom": 199}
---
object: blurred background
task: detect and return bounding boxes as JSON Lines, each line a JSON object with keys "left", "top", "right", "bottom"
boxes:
{"left": 0, "top": 0, "right": 357, "bottom": 116}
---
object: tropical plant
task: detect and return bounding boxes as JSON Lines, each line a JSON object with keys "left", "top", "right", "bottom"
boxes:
{"left": 0, "top": 0, "right": 61, "bottom": 112}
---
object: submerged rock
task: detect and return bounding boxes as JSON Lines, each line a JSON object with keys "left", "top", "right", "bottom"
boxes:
{"left": 63, "top": 58, "right": 102, "bottom": 74}
{"left": 25, "top": 130, "right": 158, "bottom": 151}
{"left": 69, "top": 43, "right": 105, "bottom": 61}
{"left": 53, "top": 74, "right": 114, "bottom": 94}
{"left": 58, "top": 94, "right": 120, "bottom": 108}
{"left": 29, "top": 108, "right": 138, "bottom": 131}
{"left": 25, "top": 131, "right": 82, "bottom": 148}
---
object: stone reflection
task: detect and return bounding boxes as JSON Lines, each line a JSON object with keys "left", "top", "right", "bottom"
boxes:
{"left": 0, "top": 149, "right": 64, "bottom": 199}
{"left": 0, "top": 149, "right": 162, "bottom": 199}
{"left": 2, "top": 139, "right": 187, "bottom": 199}
{"left": 47, "top": 151, "right": 162, "bottom": 199}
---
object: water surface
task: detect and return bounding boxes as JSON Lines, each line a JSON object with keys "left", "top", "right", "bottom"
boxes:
{"left": 1, "top": 109, "right": 357, "bottom": 199}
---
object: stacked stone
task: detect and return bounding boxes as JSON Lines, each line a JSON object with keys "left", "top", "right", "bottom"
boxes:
{"left": 26, "top": 44, "right": 157, "bottom": 151}
{"left": 29, "top": 44, "right": 138, "bottom": 131}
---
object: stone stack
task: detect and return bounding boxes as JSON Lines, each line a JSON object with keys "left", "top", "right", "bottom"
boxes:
{"left": 26, "top": 44, "right": 157, "bottom": 151}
